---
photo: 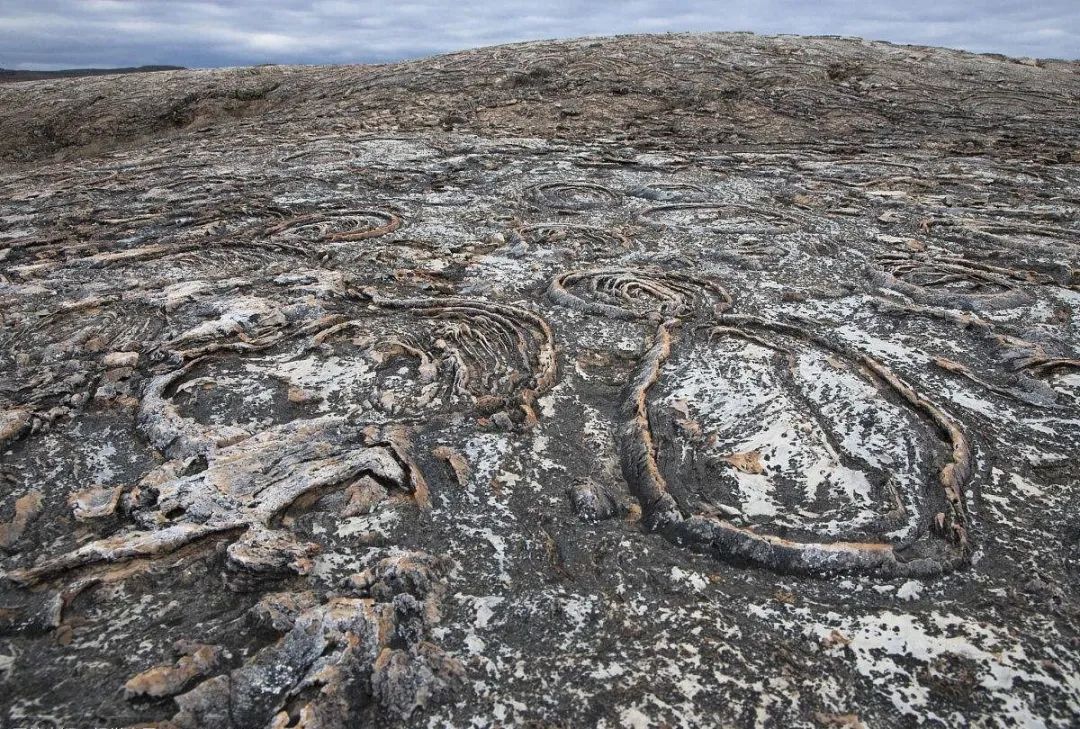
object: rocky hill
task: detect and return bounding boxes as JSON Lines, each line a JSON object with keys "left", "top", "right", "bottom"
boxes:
{"left": 1, "top": 32, "right": 1078, "bottom": 728}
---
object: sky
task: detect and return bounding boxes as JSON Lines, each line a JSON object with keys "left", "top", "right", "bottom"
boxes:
{"left": 0, "top": 1, "right": 1076, "bottom": 70}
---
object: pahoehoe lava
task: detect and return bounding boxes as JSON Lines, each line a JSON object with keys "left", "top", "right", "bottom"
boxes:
{"left": 1, "top": 31, "right": 1079, "bottom": 728}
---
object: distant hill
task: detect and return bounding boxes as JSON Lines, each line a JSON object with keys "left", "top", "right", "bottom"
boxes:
{"left": 0, "top": 65, "right": 184, "bottom": 83}
{"left": 1, "top": 32, "right": 1076, "bottom": 166}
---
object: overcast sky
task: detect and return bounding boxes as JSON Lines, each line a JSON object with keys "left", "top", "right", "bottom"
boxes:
{"left": 1, "top": 1, "right": 1076, "bottom": 70}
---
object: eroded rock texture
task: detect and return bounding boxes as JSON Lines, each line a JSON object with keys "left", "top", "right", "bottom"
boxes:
{"left": 1, "top": 32, "right": 1079, "bottom": 727}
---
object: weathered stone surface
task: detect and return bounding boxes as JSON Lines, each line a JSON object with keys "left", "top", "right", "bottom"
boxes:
{"left": 1, "top": 31, "right": 1079, "bottom": 728}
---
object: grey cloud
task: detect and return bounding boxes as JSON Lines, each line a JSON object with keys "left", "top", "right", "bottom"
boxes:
{"left": 0, "top": 0, "right": 1076, "bottom": 70}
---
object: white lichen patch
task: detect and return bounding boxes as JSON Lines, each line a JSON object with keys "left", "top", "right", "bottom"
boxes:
{"left": 752, "top": 602, "right": 1080, "bottom": 725}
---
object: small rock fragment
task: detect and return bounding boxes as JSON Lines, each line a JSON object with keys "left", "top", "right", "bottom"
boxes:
{"left": 433, "top": 445, "right": 470, "bottom": 486}
{"left": 724, "top": 450, "right": 765, "bottom": 475}
{"left": 249, "top": 590, "right": 320, "bottom": 632}
{"left": 68, "top": 485, "right": 123, "bottom": 521}
{"left": 102, "top": 351, "right": 139, "bottom": 368}
{"left": 124, "top": 643, "right": 223, "bottom": 699}
{"left": 568, "top": 478, "right": 617, "bottom": 521}
{"left": 0, "top": 491, "right": 44, "bottom": 549}
{"left": 491, "top": 411, "right": 514, "bottom": 431}
{"left": 225, "top": 527, "right": 321, "bottom": 588}
{"left": 351, "top": 551, "right": 448, "bottom": 604}
{"left": 0, "top": 408, "right": 31, "bottom": 449}
{"left": 341, "top": 475, "right": 388, "bottom": 517}
{"left": 286, "top": 386, "right": 319, "bottom": 404}
{"left": 371, "top": 643, "right": 466, "bottom": 721}
{"left": 814, "top": 712, "right": 867, "bottom": 729}
{"left": 173, "top": 674, "right": 233, "bottom": 729}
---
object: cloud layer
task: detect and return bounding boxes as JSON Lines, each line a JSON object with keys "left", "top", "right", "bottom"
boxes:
{"left": 1, "top": 0, "right": 1076, "bottom": 70}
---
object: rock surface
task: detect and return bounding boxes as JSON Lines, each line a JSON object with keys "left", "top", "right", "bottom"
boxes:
{"left": 1, "top": 31, "right": 1079, "bottom": 727}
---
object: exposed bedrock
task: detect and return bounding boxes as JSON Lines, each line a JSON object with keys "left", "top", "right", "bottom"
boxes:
{"left": 1, "top": 31, "right": 1079, "bottom": 728}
